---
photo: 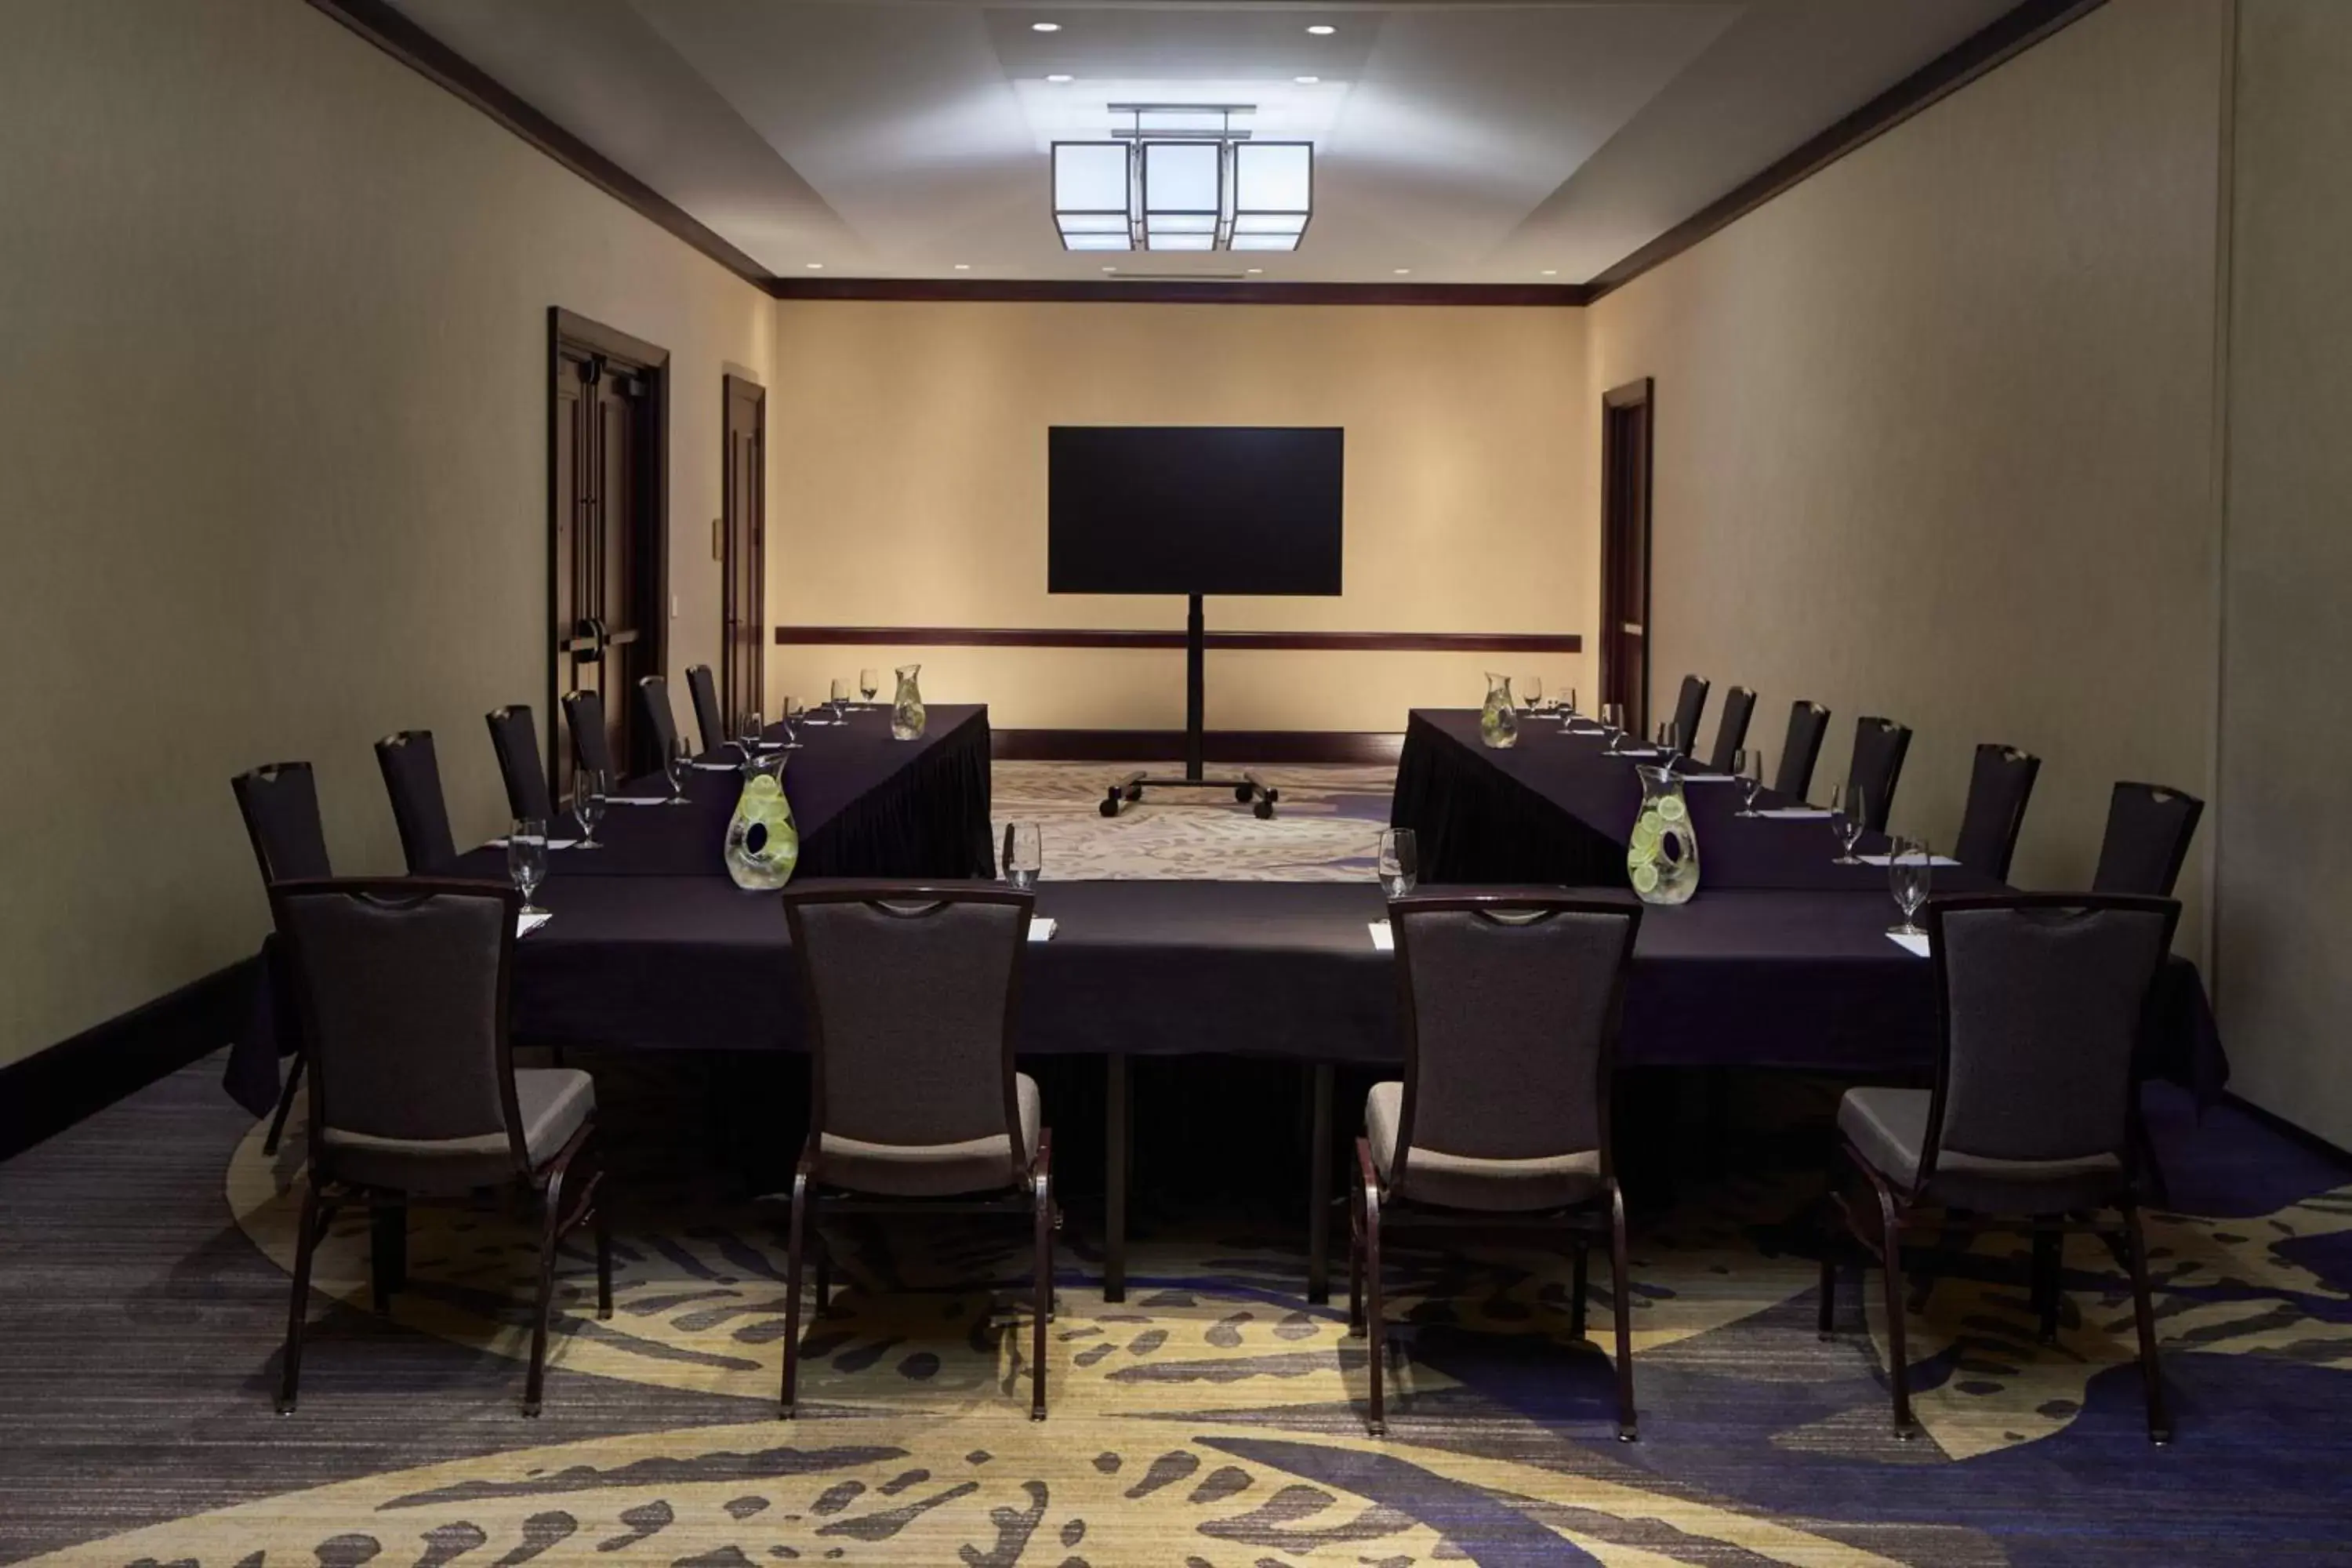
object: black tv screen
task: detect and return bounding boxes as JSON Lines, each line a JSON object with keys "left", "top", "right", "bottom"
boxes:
{"left": 1048, "top": 426, "right": 1344, "bottom": 596}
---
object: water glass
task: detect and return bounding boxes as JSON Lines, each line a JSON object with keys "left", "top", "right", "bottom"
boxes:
{"left": 735, "top": 710, "right": 764, "bottom": 757}
{"left": 778, "top": 698, "right": 804, "bottom": 750}
{"left": 1888, "top": 835, "right": 1933, "bottom": 936}
{"left": 1520, "top": 675, "right": 1544, "bottom": 713}
{"left": 859, "top": 668, "right": 880, "bottom": 705}
{"left": 1377, "top": 828, "right": 1418, "bottom": 898}
{"left": 663, "top": 737, "right": 690, "bottom": 804}
{"left": 830, "top": 678, "right": 851, "bottom": 717}
{"left": 1559, "top": 684, "right": 1577, "bottom": 720}
{"left": 1829, "top": 783, "right": 1867, "bottom": 865}
{"left": 1004, "top": 821, "right": 1043, "bottom": 891}
{"left": 572, "top": 771, "right": 607, "bottom": 850}
{"left": 506, "top": 819, "right": 547, "bottom": 915}
{"left": 1601, "top": 702, "right": 1626, "bottom": 753}
{"left": 1736, "top": 749, "right": 1766, "bottom": 815}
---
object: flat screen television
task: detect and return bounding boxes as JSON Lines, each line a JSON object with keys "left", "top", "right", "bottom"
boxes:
{"left": 1047, "top": 426, "right": 1344, "bottom": 596}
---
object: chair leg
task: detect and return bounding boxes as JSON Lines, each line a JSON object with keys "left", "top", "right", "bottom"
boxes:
{"left": 780, "top": 1167, "right": 809, "bottom": 1418}
{"left": 263, "top": 1050, "right": 305, "bottom": 1156}
{"left": 814, "top": 1240, "right": 833, "bottom": 1319}
{"left": 369, "top": 1199, "right": 405, "bottom": 1315}
{"left": 1032, "top": 1146, "right": 1054, "bottom": 1421}
{"left": 276, "top": 1185, "right": 324, "bottom": 1414}
{"left": 1346, "top": 1163, "right": 1366, "bottom": 1336}
{"left": 1361, "top": 1161, "right": 1386, "bottom": 1437}
{"left": 524, "top": 1166, "right": 569, "bottom": 1417}
{"left": 2032, "top": 1227, "right": 2062, "bottom": 1343}
{"left": 2122, "top": 1202, "right": 2172, "bottom": 1444}
{"left": 593, "top": 1167, "right": 614, "bottom": 1320}
{"left": 1607, "top": 1181, "right": 1638, "bottom": 1443}
{"left": 1570, "top": 1243, "right": 1590, "bottom": 1341}
{"left": 1871, "top": 1181, "right": 1915, "bottom": 1439}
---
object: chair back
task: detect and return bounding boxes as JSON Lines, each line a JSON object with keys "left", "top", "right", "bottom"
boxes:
{"left": 485, "top": 705, "right": 555, "bottom": 823}
{"left": 1668, "top": 674, "right": 1710, "bottom": 757}
{"left": 2092, "top": 782, "right": 2205, "bottom": 897}
{"left": 1774, "top": 702, "right": 1830, "bottom": 797}
{"left": 686, "top": 665, "right": 726, "bottom": 756}
{"left": 561, "top": 688, "right": 617, "bottom": 779}
{"left": 783, "top": 885, "right": 1032, "bottom": 1185}
{"left": 1952, "top": 743, "right": 2040, "bottom": 881}
{"left": 1388, "top": 893, "right": 1641, "bottom": 1177}
{"left": 1706, "top": 685, "right": 1756, "bottom": 774}
{"left": 638, "top": 675, "right": 681, "bottom": 762}
{"left": 269, "top": 879, "right": 526, "bottom": 1185}
{"left": 1921, "top": 895, "right": 2177, "bottom": 1188}
{"left": 231, "top": 761, "right": 332, "bottom": 885}
{"left": 1845, "top": 717, "right": 1911, "bottom": 831}
{"left": 374, "top": 730, "right": 459, "bottom": 875}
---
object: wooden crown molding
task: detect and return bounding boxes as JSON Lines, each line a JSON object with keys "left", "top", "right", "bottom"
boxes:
{"left": 768, "top": 278, "right": 1592, "bottom": 307}
{"left": 776, "top": 626, "right": 1581, "bottom": 654}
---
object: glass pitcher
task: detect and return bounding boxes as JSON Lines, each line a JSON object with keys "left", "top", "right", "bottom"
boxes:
{"left": 724, "top": 753, "right": 800, "bottom": 891}
{"left": 1628, "top": 764, "right": 1699, "bottom": 905}
{"left": 1479, "top": 673, "right": 1519, "bottom": 749}
{"left": 891, "top": 662, "right": 927, "bottom": 740}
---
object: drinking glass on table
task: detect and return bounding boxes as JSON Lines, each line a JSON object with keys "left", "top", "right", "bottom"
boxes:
{"left": 662, "top": 736, "right": 691, "bottom": 804}
{"left": 859, "top": 668, "right": 879, "bottom": 706}
{"left": 1828, "top": 783, "right": 1867, "bottom": 865}
{"left": 1735, "top": 749, "right": 1766, "bottom": 816}
{"left": 1888, "top": 835, "right": 1933, "bottom": 937}
{"left": 830, "top": 678, "right": 851, "bottom": 719}
{"left": 1377, "top": 827, "right": 1419, "bottom": 898}
{"left": 1519, "top": 675, "right": 1544, "bottom": 714}
{"left": 506, "top": 819, "right": 547, "bottom": 916}
{"left": 1004, "top": 821, "right": 1043, "bottom": 891}
{"left": 735, "top": 710, "right": 764, "bottom": 758}
{"left": 1601, "top": 702, "right": 1625, "bottom": 753}
{"left": 777, "top": 698, "right": 804, "bottom": 750}
{"left": 571, "top": 770, "right": 608, "bottom": 850}
{"left": 1558, "top": 684, "right": 1577, "bottom": 720}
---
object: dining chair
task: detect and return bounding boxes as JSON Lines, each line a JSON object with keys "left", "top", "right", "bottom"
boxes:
{"left": 1845, "top": 717, "right": 1912, "bottom": 832}
{"left": 231, "top": 761, "right": 334, "bottom": 1158}
{"left": 2092, "top": 782, "right": 2205, "bottom": 897}
{"left": 1352, "top": 891, "right": 1644, "bottom": 1440}
{"left": 268, "top": 878, "right": 610, "bottom": 1417}
{"left": 1820, "top": 892, "right": 2180, "bottom": 1442}
{"left": 1952, "top": 743, "right": 2041, "bottom": 881}
{"left": 777, "top": 884, "right": 1054, "bottom": 1420}
{"left": 1774, "top": 702, "right": 1831, "bottom": 797}
{"left": 637, "top": 675, "right": 682, "bottom": 764}
{"left": 1668, "top": 674, "right": 1710, "bottom": 759}
{"left": 1705, "top": 685, "right": 1756, "bottom": 775}
{"left": 373, "top": 731, "right": 459, "bottom": 876}
{"left": 560, "top": 688, "right": 618, "bottom": 781}
{"left": 686, "top": 664, "right": 726, "bottom": 757}
{"left": 485, "top": 705, "right": 556, "bottom": 825}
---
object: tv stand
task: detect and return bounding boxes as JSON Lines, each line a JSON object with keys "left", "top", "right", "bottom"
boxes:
{"left": 1099, "top": 593, "right": 1279, "bottom": 819}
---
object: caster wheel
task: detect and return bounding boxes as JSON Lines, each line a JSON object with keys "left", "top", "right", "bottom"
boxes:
{"left": 1099, "top": 797, "right": 1120, "bottom": 818}
{"left": 1235, "top": 784, "right": 1254, "bottom": 802}
{"left": 1265, "top": 788, "right": 1280, "bottom": 804}
{"left": 1124, "top": 785, "right": 1143, "bottom": 802}
{"left": 1254, "top": 799, "right": 1275, "bottom": 820}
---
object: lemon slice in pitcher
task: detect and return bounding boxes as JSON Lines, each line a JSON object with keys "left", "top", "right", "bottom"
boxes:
{"left": 1656, "top": 793, "right": 1687, "bottom": 824}
{"left": 1631, "top": 862, "right": 1661, "bottom": 895}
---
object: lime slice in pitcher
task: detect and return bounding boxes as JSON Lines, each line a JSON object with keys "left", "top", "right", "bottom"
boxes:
{"left": 1631, "top": 862, "right": 1661, "bottom": 895}
{"left": 1657, "top": 794, "right": 1687, "bottom": 824}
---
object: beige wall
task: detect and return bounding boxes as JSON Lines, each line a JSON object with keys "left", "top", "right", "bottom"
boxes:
{"left": 765, "top": 302, "right": 1595, "bottom": 732}
{"left": 2215, "top": 0, "right": 2352, "bottom": 1147}
{"left": 1586, "top": 0, "right": 2231, "bottom": 946}
{"left": 0, "top": 0, "right": 775, "bottom": 1068}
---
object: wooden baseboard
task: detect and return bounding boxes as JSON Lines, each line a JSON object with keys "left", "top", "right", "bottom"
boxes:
{"left": 0, "top": 961, "right": 255, "bottom": 1163}
{"left": 993, "top": 730, "right": 1403, "bottom": 764}
{"left": 2221, "top": 1092, "right": 2352, "bottom": 1172}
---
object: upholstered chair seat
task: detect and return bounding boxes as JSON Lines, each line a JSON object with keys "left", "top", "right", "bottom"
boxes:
{"left": 1364, "top": 1080, "right": 1602, "bottom": 1213}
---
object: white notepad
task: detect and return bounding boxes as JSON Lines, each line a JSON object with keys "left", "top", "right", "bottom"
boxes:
{"left": 518, "top": 912, "right": 553, "bottom": 938}
{"left": 1679, "top": 773, "right": 1739, "bottom": 783}
{"left": 1886, "top": 931, "right": 1930, "bottom": 957}
{"left": 485, "top": 837, "right": 579, "bottom": 851}
{"left": 1028, "top": 918, "right": 1057, "bottom": 943}
{"left": 603, "top": 796, "right": 670, "bottom": 807}
{"left": 1756, "top": 807, "right": 1834, "bottom": 820}
{"left": 1369, "top": 920, "right": 1394, "bottom": 952}
{"left": 1857, "top": 853, "right": 1961, "bottom": 867}
{"left": 689, "top": 760, "right": 741, "bottom": 771}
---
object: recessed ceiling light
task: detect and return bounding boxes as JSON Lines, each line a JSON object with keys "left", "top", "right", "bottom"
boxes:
{"left": 1046, "top": 73, "right": 1073, "bottom": 82}
{"left": 1393, "top": 267, "right": 1411, "bottom": 276}
{"left": 1541, "top": 269, "right": 1558, "bottom": 277}
{"left": 954, "top": 263, "right": 971, "bottom": 270}
{"left": 1306, "top": 24, "right": 1336, "bottom": 35}
{"left": 1246, "top": 267, "right": 1264, "bottom": 274}
{"left": 1294, "top": 75, "right": 1320, "bottom": 84}
{"left": 806, "top": 262, "right": 824, "bottom": 270}
{"left": 1102, "top": 265, "right": 1118, "bottom": 273}
{"left": 1031, "top": 20, "right": 1061, "bottom": 31}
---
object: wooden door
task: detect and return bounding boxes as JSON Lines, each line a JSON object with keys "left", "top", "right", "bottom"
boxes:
{"left": 550, "top": 310, "right": 669, "bottom": 793}
{"left": 722, "top": 375, "right": 766, "bottom": 724}
{"left": 1599, "top": 378, "right": 1654, "bottom": 735}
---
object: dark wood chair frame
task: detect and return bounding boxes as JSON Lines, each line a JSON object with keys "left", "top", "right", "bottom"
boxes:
{"left": 776, "top": 884, "right": 1058, "bottom": 1421}
{"left": 232, "top": 761, "right": 328, "bottom": 1160}
{"left": 268, "top": 877, "right": 613, "bottom": 1418}
{"left": 1818, "top": 892, "right": 2182, "bottom": 1444}
{"left": 1348, "top": 892, "right": 1644, "bottom": 1442}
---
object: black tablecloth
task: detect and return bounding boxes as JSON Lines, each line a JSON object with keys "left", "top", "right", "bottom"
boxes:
{"left": 1390, "top": 707, "right": 2226, "bottom": 1096}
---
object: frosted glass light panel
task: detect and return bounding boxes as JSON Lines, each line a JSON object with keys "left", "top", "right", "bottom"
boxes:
{"left": 1054, "top": 142, "right": 1132, "bottom": 251}
{"left": 1233, "top": 141, "right": 1312, "bottom": 250}
{"left": 1142, "top": 141, "right": 1222, "bottom": 251}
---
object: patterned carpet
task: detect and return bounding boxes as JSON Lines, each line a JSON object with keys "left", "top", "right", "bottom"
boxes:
{"left": 990, "top": 761, "right": 1395, "bottom": 880}
{"left": 4, "top": 761, "right": 2351, "bottom": 1563}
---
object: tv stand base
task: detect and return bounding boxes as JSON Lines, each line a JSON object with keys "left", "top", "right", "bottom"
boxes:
{"left": 1100, "top": 769, "right": 1279, "bottom": 819}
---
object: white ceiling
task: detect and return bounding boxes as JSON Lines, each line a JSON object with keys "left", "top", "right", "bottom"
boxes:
{"left": 385, "top": 0, "right": 2021, "bottom": 284}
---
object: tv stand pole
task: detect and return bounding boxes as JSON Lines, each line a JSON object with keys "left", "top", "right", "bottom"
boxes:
{"left": 1101, "top": 593, "right": 1279, "bottom": 818}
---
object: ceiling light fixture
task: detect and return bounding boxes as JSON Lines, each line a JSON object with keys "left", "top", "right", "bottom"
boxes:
{"left": 954, "top": 263, "right": 971, "bottom": 270}
{"left": 1306, "top": 24, "right": 1336, "bottom": 35}
{"left": 806, "top": 262, "right": 824, "bottom": 270}
{"left": 1030, "top": 20, "right": 1061, "bottom": 31}
{"left": 1046, "top": 73, "right": 1073, "bottom": 82}
{"left": 1052, "top": 104, "right": 1312, "bottom": 254}
{"left": 1541, "top": 269, "right": 1558, "bottom": 276}
{"left": 1393, "top": 267, "right": 1410, "bottom": 275}
{"left": 1294, "top": 75, "right": 1319, "bottom": 84}
{"left": 1246, "top": 267, "right": 1264, "bottom": 274}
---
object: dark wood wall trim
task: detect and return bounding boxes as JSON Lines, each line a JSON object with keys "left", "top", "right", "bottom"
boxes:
{"left": 995, "top": 729, "right": 1404, "bottom": 764}
{"left": 770, "top": 279, "right": 1591, "bottom": 307}
{"left": 0, "top": 961, "right": 256, "bottom": 1164}
{"left": 1585, "top": 0, "right": 2108, "bottom": 300}
{"left": 777, "top": 626, "right": 1581, "bottom": 654}
{"left": 304, "top": 0, "right": 772, "bottom": 290}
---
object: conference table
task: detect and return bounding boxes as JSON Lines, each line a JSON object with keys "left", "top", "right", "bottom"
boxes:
{"left": 223, "top": 701, "right": 2223, "bottom": 1308}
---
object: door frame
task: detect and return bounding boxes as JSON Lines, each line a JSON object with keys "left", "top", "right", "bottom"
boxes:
{"left": 1599, "top": 376, "right": 1654, "bottom": 735}
{"left": 720, "top": 372, "right": 767, "bottom": 726}
{"left": 546, "top": 307, "right": 670, "bottom": 783}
